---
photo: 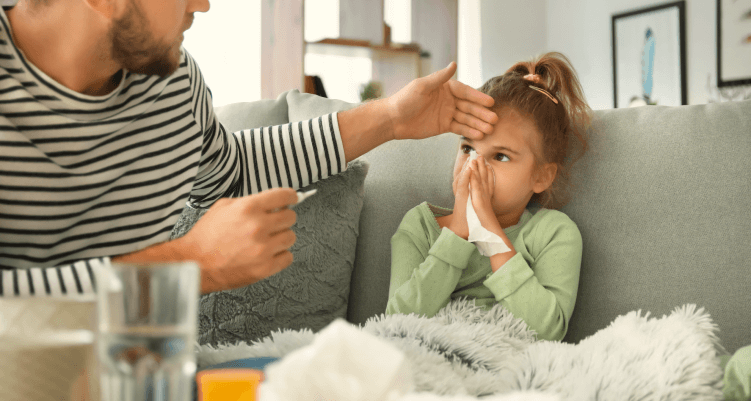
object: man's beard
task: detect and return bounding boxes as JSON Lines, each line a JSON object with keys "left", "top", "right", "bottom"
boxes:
{"left": 109, "top": 0, "right": 181, "bottom": 77}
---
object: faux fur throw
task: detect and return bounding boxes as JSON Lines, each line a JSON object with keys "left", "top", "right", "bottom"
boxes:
{"left": 196, "top": 299, "right": 725, "bottom": 400}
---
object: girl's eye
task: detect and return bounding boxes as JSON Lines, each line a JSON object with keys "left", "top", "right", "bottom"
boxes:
{"left": 495, "top": 153, "right": 510, "bottom": 162}
{"left": 461, "top": 145, "right": 473, "bottom": 154}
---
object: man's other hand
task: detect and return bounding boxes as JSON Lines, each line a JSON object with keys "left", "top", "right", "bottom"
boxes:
{"left": 177, "top": 188, "right": 298, "bottom": 293}
{"left": 386, "top": 62, "right": 499, "bottom": 141}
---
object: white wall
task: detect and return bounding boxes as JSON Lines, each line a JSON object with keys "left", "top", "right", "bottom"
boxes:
{"left": 412, "top": 0, "right": 458, "bottom": 76}
{"left": 479, "top": 0, "right": 547, "bottom": 83}
{"left": 339, "top": 0, "right": 384, "bottom": 44}
{"left": 372, "top": 51, "right": 421, "bottom": 98}
{"left": 470, "top": 0, "right": 747, "bottom": 109}
{"left": 547, "top": 0, "right": 718, "bottom": 109}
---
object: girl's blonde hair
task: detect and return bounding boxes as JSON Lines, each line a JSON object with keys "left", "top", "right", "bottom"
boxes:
{"left": 478, "top": 52, "right": 592, "bottom": 209}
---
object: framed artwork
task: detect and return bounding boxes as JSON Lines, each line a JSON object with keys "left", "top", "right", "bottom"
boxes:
{"left": 717, "top": 0, "right": 751, "bottom": 87}
{"left": 612, "top": 1, "right": 687, "bottom": 108}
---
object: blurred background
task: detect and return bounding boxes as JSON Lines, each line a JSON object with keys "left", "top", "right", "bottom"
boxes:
{"left": 184, "top": 0, "right": 751, "bottom": 110}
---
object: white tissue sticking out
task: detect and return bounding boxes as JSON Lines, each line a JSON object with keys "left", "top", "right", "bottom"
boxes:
{"left": 259, "top": 319, "right": 413, "bottom": 401}
{"left": 295, "top": 189, "right": 317, "bottom": 206}
{"left": 466, "top": 151, "right": 512, "bottom": 256}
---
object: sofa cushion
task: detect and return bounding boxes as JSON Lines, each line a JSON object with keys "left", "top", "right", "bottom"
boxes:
{"left": 559, "top": 100, "right": 751, "bottom": 354}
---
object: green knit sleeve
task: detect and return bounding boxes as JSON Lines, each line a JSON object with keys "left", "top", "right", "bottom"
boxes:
{"left": 386, "top": 226, "right": 477, "bottom": 318}
{"left": 723, "top": 345, "right": 751, "bottom": 401}
{"left": 482, "top": 211, "right": 582, "bottom": 341}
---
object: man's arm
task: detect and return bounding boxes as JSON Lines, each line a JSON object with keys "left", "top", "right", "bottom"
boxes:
{"left": 185, "top": 50, "right": 347, "bottom": 207}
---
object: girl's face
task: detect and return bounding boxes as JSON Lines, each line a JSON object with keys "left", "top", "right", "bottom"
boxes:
{"left": 452, "top": 107, "right": 554, "bottom": 225}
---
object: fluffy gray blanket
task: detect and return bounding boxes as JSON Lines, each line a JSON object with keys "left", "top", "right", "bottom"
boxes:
{"left": 196, "top": 300, "right": 725, "bottom": 400}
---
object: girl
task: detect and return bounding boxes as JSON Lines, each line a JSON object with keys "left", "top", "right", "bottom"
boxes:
{"left": 385, "top": 52, "right": 592, "bottom": 342}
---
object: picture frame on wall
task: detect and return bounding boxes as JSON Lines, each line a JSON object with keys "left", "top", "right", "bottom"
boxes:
{"left": 612, "top": 1, "right": 687, "bottom": 108}
{"left": 717, "top": 0, "right": 751, "bottom": 87}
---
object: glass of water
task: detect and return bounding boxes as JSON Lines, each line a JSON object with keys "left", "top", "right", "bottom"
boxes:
{"left": 96, "top": 262, "right": 200, "bottom": 401}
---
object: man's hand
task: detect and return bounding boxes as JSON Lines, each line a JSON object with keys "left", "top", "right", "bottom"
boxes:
{"left": 338, "top": 62, "right": 498, "bottom": 162}
{"left": 175, "top": 188, "right": 298, "bottom": 293}
{"left": 386, "top": 62, "right": 498, "bottom": 141}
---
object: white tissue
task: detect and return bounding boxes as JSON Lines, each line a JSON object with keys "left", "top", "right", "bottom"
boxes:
{"left": 259, "top": 319, "right": 413, "bottom": 401}
{"left": 295, "top": 189, "right": 317, "bottom": 205}
{"left": 466, "top": 151, "right": 512, "bottom": 256}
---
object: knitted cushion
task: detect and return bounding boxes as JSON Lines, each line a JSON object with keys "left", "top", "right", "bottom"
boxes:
{"left": 171, "top": 159, "right": 368, "bottom": 346}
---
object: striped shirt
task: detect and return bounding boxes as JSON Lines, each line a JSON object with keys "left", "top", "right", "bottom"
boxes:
{"left": 0, "top": 8, "right": 347, "bottom": 296}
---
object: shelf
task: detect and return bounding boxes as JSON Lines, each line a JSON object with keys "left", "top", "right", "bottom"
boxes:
{"left": 305, "top": 38, "right": 422, "bottom": 59}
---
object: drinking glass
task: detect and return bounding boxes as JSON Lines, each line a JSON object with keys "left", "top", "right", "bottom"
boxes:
{"left": 0, "top": 294, "right": 100, "bottom": 401}
{"left": 96, "top": 262, "right": 200, "bottom": 401}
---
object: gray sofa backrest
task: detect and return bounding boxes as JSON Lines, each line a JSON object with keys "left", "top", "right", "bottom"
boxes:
{"left": 348, "top": 99, "right": 751, "bottom": 354}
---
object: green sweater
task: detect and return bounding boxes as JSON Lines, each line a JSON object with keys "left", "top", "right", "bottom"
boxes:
{"left": 386, "top": 202, "right": 583, "bottom": 341}
{"left": 722, "top": 345, "right": 751, "bottom": 401}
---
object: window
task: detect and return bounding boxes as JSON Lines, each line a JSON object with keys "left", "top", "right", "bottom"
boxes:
{"left": 458, "top": 0, "right": 482, "bottom": 88}
{"left": 305, "top": 0, "right": 340, "bottom": 42}
{"left": 384, "top": 0, "right": 412, "bottom": 44}
{"left": 182, "top": 0, "right": 262, "bottom": 107}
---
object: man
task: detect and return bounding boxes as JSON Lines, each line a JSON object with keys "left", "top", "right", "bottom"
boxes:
{"left": 0, "top": 0, "right": 498, "bottom": 295}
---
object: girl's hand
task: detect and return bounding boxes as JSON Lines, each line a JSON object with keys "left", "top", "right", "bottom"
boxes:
{"left": 469, "top": 157, "right": 504, "bottom": 236}
{"left": 446, "top": 159, "right": 472, "bottom": 240}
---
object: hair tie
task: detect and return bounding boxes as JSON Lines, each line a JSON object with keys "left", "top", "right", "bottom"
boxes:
{"left": 529, "top": 85, "right": 559, "bottom": 104}
{"left": 523, "top": 73, "right": 542, "bottom": 84}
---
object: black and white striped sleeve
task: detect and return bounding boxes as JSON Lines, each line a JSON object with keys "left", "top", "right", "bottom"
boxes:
{"left": 184, "top": 52, "right": 347, "bottom": 208}
{"left": 0, "top": 257, "right": 105, "bottom": 297}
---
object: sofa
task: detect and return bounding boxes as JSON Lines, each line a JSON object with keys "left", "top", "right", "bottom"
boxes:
{"left": 175, "top": 90, "right": 750, "bottom": 357}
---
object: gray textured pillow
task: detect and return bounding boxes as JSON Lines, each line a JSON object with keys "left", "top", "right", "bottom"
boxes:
{"left": 170, "top": 159, "right": 369, "bottom": 346}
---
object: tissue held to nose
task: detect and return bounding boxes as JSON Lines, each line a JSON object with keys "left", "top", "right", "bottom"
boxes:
{"left": 465, "top": 150, "right": 496, "bottom": 188}
{"left": 466, "top": 151, "right": 511, "bottom": 256}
